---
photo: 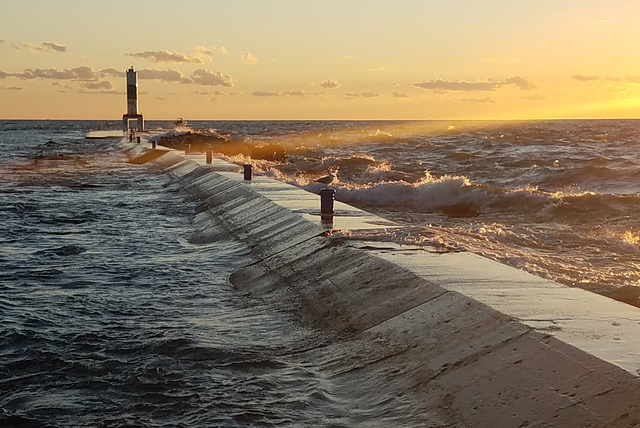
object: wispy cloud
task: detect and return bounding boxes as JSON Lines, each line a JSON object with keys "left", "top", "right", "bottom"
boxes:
{"left": 413, "top": 76, "right": 536, "bottom": 93}
{"left": 252, "top": 90, "right": 309, "bottom": 98}
{"left": 345, "top": 92, "right": 381, "bottom": 99}
{"left": 392, "top": 91, "right": 409, "bottom": 98}
{"left": 241, "top": 52, "right": 258, "bottom": 65}
{"left": 23, "top": 41, "right": 67, "bottom": 53}
{"left": 571, "top": 73, "right": 640, "bottom": 84}
{"left": 13, "top": 66, "right": 96, "bottom": 80}
{"left": 320, "top": 79, "right": 339, "bottom": 89}
{"left": 0, "top": 85, "right": 23, "bottom": 91}
{"left": 252, "top": 91, "right": 280, "bottom": 97}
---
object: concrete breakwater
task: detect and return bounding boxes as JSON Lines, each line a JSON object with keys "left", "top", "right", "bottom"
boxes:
{"left": 129, "top": 144, "right": 640, "bottom": 427}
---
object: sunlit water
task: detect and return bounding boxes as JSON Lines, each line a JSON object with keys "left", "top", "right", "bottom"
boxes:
{"left": 190, "top": 119, "right": 640, "bottom": 300}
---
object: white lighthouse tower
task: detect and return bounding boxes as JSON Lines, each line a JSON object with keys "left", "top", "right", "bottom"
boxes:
{"left": 122, "top": 66, "right": 144, "bottom": 132}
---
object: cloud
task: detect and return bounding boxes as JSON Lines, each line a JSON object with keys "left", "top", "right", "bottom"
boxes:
{"left": 192, "top": 90, "right": 225, "bottom": 96}
{"left": 127, "top": 50, "right": 191, "bottom": 63}
{"left": 461, "top": 97, "right": 496, "bottom": 103}
{"left": 251, "top": 90, "right": 309, "bottom": 97}
{"left": 252, "top": 91, "right": 280, "bottom": 97}
{"left": 345, "top": 92, "right": 360, "bottom": 99}
{"left": 361, "top": 92, "right": 380, "bottom": 98}
{"left": 572, "top": 73, "right": 603, "bottom": 81}
{"left": 23, "top": 41, "right": 67, "bottom": 53}
{"left": 413, "top": 79, "right": 500, "bottom": 92}
{"left": 138, "top": 68, "right": 185, "bottom": 82}
{"left": 0, "top": 39, "right": 4, "bottom": 44}
{"left": 343, "top": 55, "right": 354, "bottom": 60}
{"left": 320, "top": 79, "right": 339, "bottom": 89}
{"left": 83, "top": 80, "right": 113, "bottom": 91}
{"left": 127, "top": 49, "right": 213, "bottom": 64}
{"left": 284, "top": 90, "right": 308, "bottom": 97}
{"left": 216, "top": 46, "right": 229, "bottom": 55}
{"left": 392, "top": 91, "right": 409, "bottom": 98}
{"left": 0, "top": 71, "right": 9, "bottom": 79}
{"left": 42, "top": 42, "right": 66, "bottom": 52}
{"left": 241, "top": 52, "right": 259, "bottom": 65}
{"left": 572, "top": 73, "right": 640, "bottom": 85}
{"left": 504, "top": 76, "right": 536, "bottom": 90}
{"left": 14, "top": 66, "right": 96, "bottom": 80}
{"left": 190, "top": 69, "right": 233, "bottom": 86}
{"left": 100, "top": 68, "right": 125, "bottom": 78}
{"left": 0, "top": 85, "right": 23, "bottom": 90}
{"left": 413, "top": 76, "right": 536, "bottom": 93}
{"left": 192, "top": 46, "right": 213, "bottom": 63}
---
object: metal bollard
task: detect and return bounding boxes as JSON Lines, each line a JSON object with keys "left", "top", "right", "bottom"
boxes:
{"left": 320, "top": 188, "right": 335, "bottom": 214}
{"left": 185, "top": 144, "right": 191, "bottom": 154}
{"left": 136, "top": 136, "right": 141, "bottom": 144}
{"left": 151, "top": 141, "right": 157, "bottom": 149}
{"left": 206, "top": 151, "right": 213, "bottom": 164}
{"left": 243, "top": 164, "right": 253, "bottom": 181}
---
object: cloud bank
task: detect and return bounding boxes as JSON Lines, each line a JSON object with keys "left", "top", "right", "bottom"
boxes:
{"left": 413, "top": 76, "right": 536, "bottom": 93}
{"left": 0, "top": 66, "right": 234, "bottom": 92}
{"left": 13, "top": 66, "right": 96, "bottom": 80}
{"left": 127, "top": 48, "right": 213, "bottom": 64}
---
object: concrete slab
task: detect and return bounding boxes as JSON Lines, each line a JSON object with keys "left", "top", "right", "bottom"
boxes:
{"left": 371, "top": 246, "right": 640, "bottom": 375}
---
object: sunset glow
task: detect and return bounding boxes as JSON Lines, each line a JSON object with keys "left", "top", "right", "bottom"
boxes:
{"left": 2, "top": 0, "right": 640, "bottom": 120}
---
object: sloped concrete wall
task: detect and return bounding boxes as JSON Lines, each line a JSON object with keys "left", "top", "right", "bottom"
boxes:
{"left": 135, "top": 149, "right": 640, "bottom": 427}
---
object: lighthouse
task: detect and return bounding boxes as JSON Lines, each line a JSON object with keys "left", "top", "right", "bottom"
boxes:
{"left": 122, "top": 66, "right": 144, "bottom": 132}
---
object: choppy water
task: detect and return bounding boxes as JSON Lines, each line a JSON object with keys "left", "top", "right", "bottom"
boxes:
{"left": 3, "top": 119, "right": 640, "bottom": 426}
{"left": 187, "top": 119, "right": 640, "bottom": 301}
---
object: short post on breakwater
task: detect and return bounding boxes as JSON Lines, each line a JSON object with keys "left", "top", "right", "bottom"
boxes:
{"left": 320, "top": 188, "right": 335, "bottom": 215}
{"left": 244, "top": 164, "right": 253, "bottom": 181}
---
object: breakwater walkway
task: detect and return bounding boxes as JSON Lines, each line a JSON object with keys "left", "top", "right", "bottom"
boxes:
{"left": 124, "top": 139, "right": 640, "bottom": 427}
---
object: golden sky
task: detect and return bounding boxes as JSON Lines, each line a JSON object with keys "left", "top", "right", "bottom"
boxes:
{"left": 2, "top": 0, "right": 640, "bottom": 120}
